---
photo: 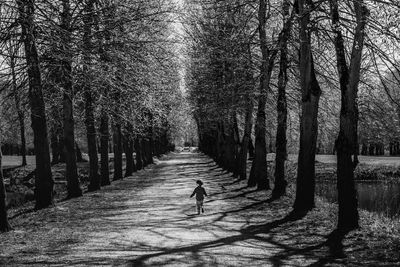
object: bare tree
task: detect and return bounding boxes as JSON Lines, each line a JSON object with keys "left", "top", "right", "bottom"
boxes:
{"left": 330, "top": 0, "right": 369, "bottom": 232}
{"left": 18, "top": 0, "right": 54, "bottom": 209}
{"left": 292, "top": 0, "right": 322, "bottom": 216}
{"left": 61, "top": 0, "right": 82, "bottom": 198}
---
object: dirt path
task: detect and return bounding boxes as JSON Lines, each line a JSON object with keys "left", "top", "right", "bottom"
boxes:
{"left": 0, "top": 152, "right": 398, "bottom": 266}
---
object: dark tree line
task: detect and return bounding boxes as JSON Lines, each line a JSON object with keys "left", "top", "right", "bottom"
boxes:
{"left": 185, "top": 0, "right": 400, "bottom": 236}
{"left": 0, "top": 0, "right": 180, "bottom": 232}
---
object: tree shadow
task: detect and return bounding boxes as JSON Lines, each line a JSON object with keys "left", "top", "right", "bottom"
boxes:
{"left": 3, "top": 152, "right": 360, "bottom": 266}
{"left": 8, "top": 207, "right": 36, "bottom": 220}
{"left": 128, "top": 214, "right": 297, "bottom": 267}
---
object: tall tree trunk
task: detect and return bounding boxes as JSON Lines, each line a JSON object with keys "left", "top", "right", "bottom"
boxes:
{"left": 232, "top": 115, "right": 240, "bottom": 177}
{"left": 148, "top": 131, "right": 154, "bottom": 164}
{"left": 272, "top": 0, "right": 291, "bottom": 199}
{"left": 330, "top": 0, "right": 368, "bottom": 232}
{"left": 113, "top": 123, "right": 123, "bottom": 180}
{"left": 83, "top": 0, "right": 100, "bottom": 192}
{"left": 248, "top": 0, "right": 272, "bottom": 190}
{"left": 99, "top": 111, "right": 110, "bottom": 185}
{"left": 248, "top": 137, "right": 255, "bottom": 159}
{"left": 18, "top": 112, "right": 27, "bottom": 166}
{"left": 224, "top": 119, "right": 237, "bottom": 174}
{"left": 95, "top": 1, "right": 113, "bottom": 186}
{"left": 75, "top": 143, "right": 84, "bottom": 162}
{"left": 142, "top": 138, "right": 150, "bottom": 167}
{"left": 238, "top": 95, "right": 253, "bottom": 180}
{"left": 292, "top": 0, "right": 322, "bottom": 215}
{"left": 124, "top": 135, "right": 133, "bottom": 177}
{"left": 0, "top": 145, "right": 12, "bottom": 232}
{"left": 61, "top": 0, "right": 82, "bottom": 199}
{"left": 58, "top": 132, "right": 65, "bottom": 163}
{"left": 216, "top": 122, "right": 225, "bottom": 166}
{"left": 18, "top": 0, "right": 54, "bottom": 209}
{"left": 134, "top": 138, "right": 143, "bottom": 170}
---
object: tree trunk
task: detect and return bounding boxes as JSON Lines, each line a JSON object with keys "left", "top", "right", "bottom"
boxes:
{"left": 0, "top": 146, "right": 12, "bottom": 232}
{"left": 224, "top": 120, "right": 237, "bottom": 174}
{"left": 232, "top": 115, "right": 240, "bottom": 177}
{"left": 272, "top": 0, "right": 291, "bottom": 199}
{"left": 216, "top": 122, "right": 225, "bottom": 166}
{"left": 238, "top": 95, "right": 253, "bottom": 180}
{"left": 292, "top": 0, "right": 322, "bottom": 215}
{"left": 248, "top": 0, "right": 271, "bottom": 190}
{"left": 58, "top": 133, "right": 65, "bottom": 163}
{"left": 134, "top": 138, "right": 143, "bottom": 170}
{"left": 142, "top": 138, "right": 151, "bottom": 167}
{"left": 124, "top": 135, "right": 133, "bottom": 177}
{"left": 148, "top": 131, "right": 154, "bottom": 164}
{"left": 18, "top": 112, "right": 27, "bottom": 166}
{"left": 84, "top": 0, "right": 100, "bottom": 192}
{"left": 61, "top": 0, "right": 82, "bottom": 199}
{"left": 330, "top": 0, "right": 368, "bottom": 231}
{"left": 113, "top": 123, "right": 123, "bottom": 180}
{"left": 100, "top": 111, "right": 110, "bottom": 185}
{"left": 248, "top": 95, "right": 270, "bottom": 190}
{"left": 248, "top": 137, "right": 255, "bottom": 159}
{"left": 361, "top": 143, "right": 368, "bottom": 155}
{"left": 18, "top": 0, "right": 54, "bottom": 209}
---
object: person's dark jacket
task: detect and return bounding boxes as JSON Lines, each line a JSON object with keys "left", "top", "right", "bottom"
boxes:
{"left": 190, "top": 186, "right": 207, "bottom": 201}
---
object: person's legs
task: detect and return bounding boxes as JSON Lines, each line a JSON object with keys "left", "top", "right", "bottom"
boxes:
{"left": 199, "top": 200, "right": 204, "bottom": 213}
{"left": 196, "top": 200, "right": 201, "bottom": 214}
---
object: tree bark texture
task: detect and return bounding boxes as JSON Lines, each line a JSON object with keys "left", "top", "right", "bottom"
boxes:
{"left": 134, "top": 138, "right": 143, "bottom": 170}
{"left": 293, "top": 0, "right": 322, "bottom": 215}
{"left": 272, "top": 0, "right": 292, "bottom": 199}
{"left": 100, "top": 111, "right": 110, "bottom": 186}
{"left": 18, "top": 0, "right": 54, "bottom": 209}
{"left": 83, "top": 0, "right": 100, "bottom": 192}
{"left": 248, "top": 0, "right": 273, "bottom": 190}
{"left": 61, "top": 0, "right": 82, "bottom": 199}
{"left": 113, "top": 123, "right": 123, "bottom": 180}
{"left": 124, "top": 135, "right": 134, "bottom": 177}
{"left": 330, "top": 0, "right": 368, "bottom": 231}
{"left": 0, "top": 146, "right": 12, "bottom": 232}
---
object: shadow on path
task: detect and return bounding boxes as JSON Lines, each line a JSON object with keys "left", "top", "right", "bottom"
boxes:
{"left": 0, "top": 152, "right": 392, "bottom": 266}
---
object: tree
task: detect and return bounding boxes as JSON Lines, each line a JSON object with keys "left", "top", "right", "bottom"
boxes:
{"left": 0, "top": 144, "right": 11, "bottom": 232}
{"left": 247, "top": 0, "right": 271, "bottom": 190}
{"left": 61, "top": 0, "right": 82, "bottom": 198}
{"left": 83, "top": 0, "right": 100, "bottom": 192}
{"left": 330, "top": 0, "right": 369, "bottom": 232}
{"left": 292, "top": 0, "right": 322, "bottom": 216}
{"left": 18, "top": 0, "right": 54, "bottom": 209}
{"left": 272, "top": 0, "right": 292, "bottom": 199}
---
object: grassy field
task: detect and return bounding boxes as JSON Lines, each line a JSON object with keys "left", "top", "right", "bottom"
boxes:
{"left": 266, "top": 153, "right": 400, "bottom": 166}
{"left": 3, "top": 153, "right": 400, "bottom": 170}
{"left": 2, "top": 156, "right": 36, "bottom": 169}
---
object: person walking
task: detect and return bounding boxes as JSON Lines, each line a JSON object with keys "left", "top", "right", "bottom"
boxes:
{"left": 190, "top": 180, "right": 207, "bottom": 215}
